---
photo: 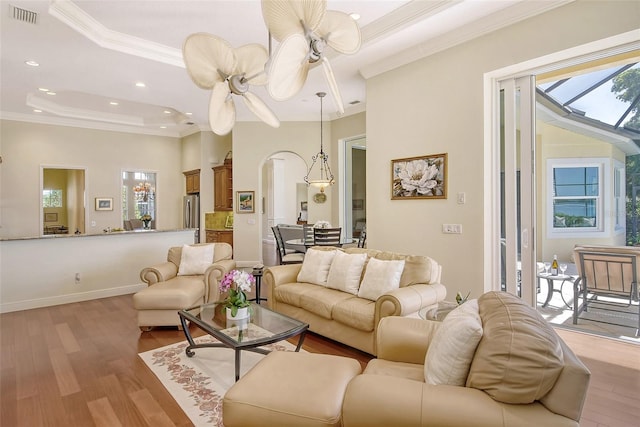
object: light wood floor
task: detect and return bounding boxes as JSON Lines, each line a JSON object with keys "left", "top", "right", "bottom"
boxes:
{"left": 2, "top": 265, "right": 639, "bottom": 427}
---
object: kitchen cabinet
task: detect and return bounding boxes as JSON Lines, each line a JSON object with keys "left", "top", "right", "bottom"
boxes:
{"left": 183, "top": 169, "right": 200, "bottom": 194}
{"left": 213, "top": 160, "right": 232, "bottom": 211}
{"left": 206, "top": 229, "right": 233, "bottom": 248}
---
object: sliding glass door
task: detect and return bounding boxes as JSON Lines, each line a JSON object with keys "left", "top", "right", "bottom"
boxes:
{"left": 499, "top": 76, "right": 536, "bottom": 305}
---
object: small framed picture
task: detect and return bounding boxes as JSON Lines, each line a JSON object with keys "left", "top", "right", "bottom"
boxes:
{"left": 301, "top": 201, "right": 308, "bottom": 211}
{"left": 95, "top": 197, "right": 113, "bottom": 211}
{"left": 236, "top": 191, "right": 255, "bottom": 213}
{"left": 44, "top": 212, "right": 58, "bottom": 222}
{"left": 353, "top": 199, "right": 364, "bottom": 210}
{"left": 391, "top": 153, "right": 447, "bottom": 200}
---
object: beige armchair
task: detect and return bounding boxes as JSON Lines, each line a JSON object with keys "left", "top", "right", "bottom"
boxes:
{"left": 133, "top": 242, "right": 235, "bottom": 330}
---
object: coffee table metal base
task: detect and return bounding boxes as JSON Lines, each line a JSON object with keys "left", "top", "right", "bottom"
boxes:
{"left": 178, "top": 313, "right": 307, "bottom": 382}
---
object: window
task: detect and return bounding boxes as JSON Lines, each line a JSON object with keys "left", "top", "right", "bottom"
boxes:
{"left": 548, "top": 158, "right": 609, "bottom": 237}
{"left": 43, "top": 189, "right": 63, "bottom": 208}
{"left": 614, "top": 162, "right": 625, "bottom": 231}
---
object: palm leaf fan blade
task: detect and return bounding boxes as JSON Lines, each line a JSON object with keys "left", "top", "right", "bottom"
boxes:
{"left": 321, "top": 57, "right": 344, "bottom": 114}
{"left": 262, "top": 0, "right": 326, "bottom": 41}
{"left": 242, "top": 92, "right": 280, "bottom": 128}
{"left": 209, "top": 82, "right": 235, "bottom": 135}
{"left": 267, "top": 33, "right": 310, "bottom": 101}
{"left": 317, "top": 10, "right": 361, "bottom": 54}
{"left": 183, "top": 33, "right": 236, "bottom": 89}
{"left": 235, "top": 44, "right": 270, "bottom": 86}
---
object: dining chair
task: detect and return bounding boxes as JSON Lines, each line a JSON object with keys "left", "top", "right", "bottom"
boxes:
{"left": 357, "top": 230, "right": 367, "bottom": 248}
{"left": 313, "top": 227, "right": 342, "bottom": 246}
{"left": 272, "top": 226, "right": 304, "bottom": 265}
{"left": 302, "top": 224, "right": 315, "bottom": 247}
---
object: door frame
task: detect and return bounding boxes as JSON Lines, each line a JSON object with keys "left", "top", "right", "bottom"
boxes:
{"left": 483, "top": 30, "right": 640, "bottom": 303}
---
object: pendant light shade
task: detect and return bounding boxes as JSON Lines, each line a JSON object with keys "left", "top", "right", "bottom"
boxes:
{"left": 304, "top": 92, "right": 334, "bottom": 192}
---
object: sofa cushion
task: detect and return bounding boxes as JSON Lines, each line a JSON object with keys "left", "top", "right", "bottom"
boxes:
{"left": 300, "top": 287, "right": 355, "bottom": 320}
{"left": 332, "top": 297, "right": 376, "bottom": 332}
{"left": 177, "top": 244, "right": 214, "bottom": 275}
{"left": 326, "top": 251, "right": 368, "bottom": 295}
{"left": 425, "top": 299, "right": 482, "bottom": 386}
{"left": 358, "top": 258, "right": 405, "bottom": 301}
{"left": 466, "top": 291, "right": 564, "bottom": 404}
{"left": 273, "top": 282, "right": 319, "bottom": 308}
{"left": 297, "top": 248, "right": 337, "bottom": 286}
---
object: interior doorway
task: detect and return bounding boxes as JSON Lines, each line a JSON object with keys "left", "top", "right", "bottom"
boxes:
{"left": 341, "top": 136, "right": 366, "bottom": 240}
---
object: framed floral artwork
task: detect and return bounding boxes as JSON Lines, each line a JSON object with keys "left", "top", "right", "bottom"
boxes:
{"left": 391, "top": 153, "right": 447, "bottom": 199}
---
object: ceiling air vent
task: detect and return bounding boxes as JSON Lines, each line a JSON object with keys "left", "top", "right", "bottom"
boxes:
{"left": 10, "top": 4, "right": 38, "bottom": 24}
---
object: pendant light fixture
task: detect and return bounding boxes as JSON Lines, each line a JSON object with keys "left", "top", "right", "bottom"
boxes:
{"left": 304, "top": 92, "right": 334, "bottom": 192}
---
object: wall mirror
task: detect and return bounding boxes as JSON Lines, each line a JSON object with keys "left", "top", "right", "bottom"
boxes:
{"left": 122, "top": 171, "right": 156, "bottom": 230}
{"left": 42, "top": 167, "right": 86, "bottom": 236}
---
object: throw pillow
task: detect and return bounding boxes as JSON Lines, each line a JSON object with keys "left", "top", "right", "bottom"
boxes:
{"left": 357, "top": 257, "right": 405, "bottom": 301}
{"left": 177, "top": 244, "right": 214, "bottom": 275}
{"left": 466, "top": 291, "right": 564, "bottom": 404}
{"left": 326, "top": 251, "right": 368, "bottom": 295}
{"left": 296, "top": 248, "right": 337, "bottom": 286}
{"left": 424, "top": 299, "right": 483, "bottom": 386}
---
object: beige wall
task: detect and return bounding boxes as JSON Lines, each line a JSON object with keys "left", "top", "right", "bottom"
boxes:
{"left": 366, "top": 1, "right": 639, "bottom": 298}
{"left": 0, "top": 120, "right": 184, "bottom": 238}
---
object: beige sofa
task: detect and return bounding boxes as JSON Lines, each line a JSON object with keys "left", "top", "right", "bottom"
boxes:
{"left": 264, "top": 246, "right": 446, "bottom": 355}
{"left": 224, "top": 291, "right": 591, "bottom": 427}
{"left": 133, "top": 243, "right": 235, "bottom": 330}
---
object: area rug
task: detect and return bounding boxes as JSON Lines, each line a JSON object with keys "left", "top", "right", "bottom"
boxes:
{"left": 139, "top": 333, "right": 301, "bottom": 426}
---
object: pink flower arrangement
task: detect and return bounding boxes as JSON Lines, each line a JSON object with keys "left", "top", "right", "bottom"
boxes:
{"left": 219, "top": 269, "right": 255, "bottom": 316}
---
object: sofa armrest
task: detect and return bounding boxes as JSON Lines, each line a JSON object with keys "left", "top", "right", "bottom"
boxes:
{"left": 375, "top": 317, "right": 440, "bottom": 364}
{"left": 263, "top": 264, "right": 303, "bottom": 308}
{"left": 376, "top": 283, "right": 447, "bottom": 319}
{"left": 140, "top": 262, "right": 177, "bottom": 285}
{"left": 204, "top": 259, "right": 236, "bottom": 303}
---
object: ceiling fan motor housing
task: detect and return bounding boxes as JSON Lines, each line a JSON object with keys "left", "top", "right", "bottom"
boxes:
{"left": 229, "top": 74, "right": 249, "bottom": 95}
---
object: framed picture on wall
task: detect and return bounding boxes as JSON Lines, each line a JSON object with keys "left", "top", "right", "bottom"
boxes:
{"left": 391, "top": 153, "right": 447, "bottom": 200}
{"left": 95, "top": 197, "right": 113, "bottom": 211}
{"left": 236, "top": 191, "right": 255, "bottom": 213}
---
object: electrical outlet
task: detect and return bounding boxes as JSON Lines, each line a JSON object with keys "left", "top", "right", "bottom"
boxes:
{"left": 91, "top": 220, "right": 96, "bottom": 227}
{"left": 442, "top": 224, "right": 463, "bottom": 234}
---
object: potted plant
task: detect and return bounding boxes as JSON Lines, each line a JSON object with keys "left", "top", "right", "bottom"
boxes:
{"left": 219, "top": 269, "right": 255, "bottom": 319}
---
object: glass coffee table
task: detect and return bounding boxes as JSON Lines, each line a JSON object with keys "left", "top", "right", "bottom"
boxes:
{"left": 178, "top": 302, "right": 308, "bottom": 381}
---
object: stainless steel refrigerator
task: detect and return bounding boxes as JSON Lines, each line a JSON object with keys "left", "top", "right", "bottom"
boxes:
{"left": 183, "top": 194, "right": 200, "bottom": 243}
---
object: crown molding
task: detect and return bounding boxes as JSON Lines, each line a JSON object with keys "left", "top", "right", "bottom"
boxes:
{"left": 0, "top": 111, "right": 198, "bottom": 138}
{"left": 48, "top": 0, "right": 184, "bottom": 68}
{"left": 360, "top": 0, "right": 573, "bottom": 79}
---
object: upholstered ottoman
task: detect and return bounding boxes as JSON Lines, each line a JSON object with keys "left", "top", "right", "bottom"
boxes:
{"left": 223, "top": 351, "right": 362, "bottom": 427}
{"left": 132, "top": 276, "right": 204, "bottom": 330}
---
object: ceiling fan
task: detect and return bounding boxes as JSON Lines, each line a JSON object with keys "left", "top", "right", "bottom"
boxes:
{"left": 262, "top": 0, "right": 362, "bottom": 114}
{"left": 182, "top": 33, "right": 280, "bottom": 135}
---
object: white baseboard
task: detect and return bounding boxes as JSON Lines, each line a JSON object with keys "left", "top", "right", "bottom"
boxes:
{"left": 0, "top": 283, "right": 147, "bottom": 313}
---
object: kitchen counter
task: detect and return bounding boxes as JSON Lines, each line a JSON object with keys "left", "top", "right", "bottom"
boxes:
{"left": 0, "top": 228, "right": 194, "bottom": 242}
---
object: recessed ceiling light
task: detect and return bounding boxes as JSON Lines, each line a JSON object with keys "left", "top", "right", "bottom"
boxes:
{"left": 110, "top": 101, "right": 119, "bottom": 105}
{"left": 349, "top": 13, "right": 360, "bottom": 20}
{"left": 33, "top": 109, "right": 42, "bottom": 113}
{"left": 46, "top": 91, "right": 56, "bottom": 96}
{"left": 38, "top": 87, "right": 49, "bottom": 92}
{"left": 185, "top": 112, "right": 193, "bottom": 116}
{"left": 25, "top": 60, "right": 39, "bottom": 67}
{"left": 163, "top": 110, "right": 171, "bottom": 114}
{"left": 135, "top": 82, "right": 146, "bottom": 88}
{"left": 160, "top": 126, "right": 167, "bottom": 129}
